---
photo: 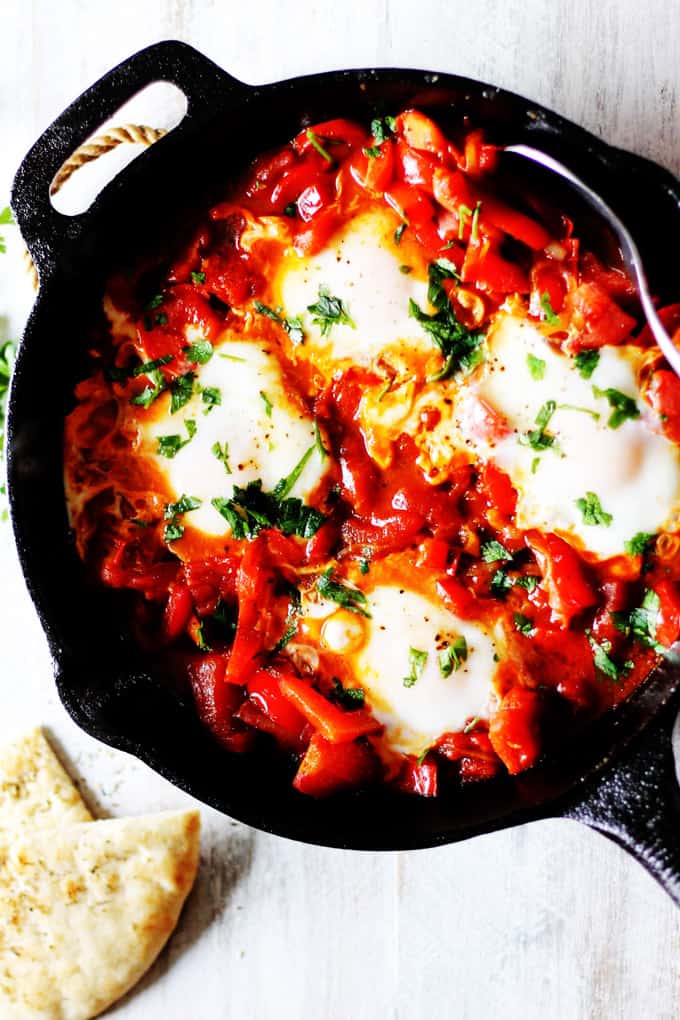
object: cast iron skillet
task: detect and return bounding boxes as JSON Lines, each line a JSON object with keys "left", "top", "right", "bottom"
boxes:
{"left": 9, "top": 40, "right": 680, "bottom": 901}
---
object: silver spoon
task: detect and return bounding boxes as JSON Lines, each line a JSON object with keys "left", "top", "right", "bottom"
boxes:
{"left": 504, "top": 144, "right": 680, "bottom": 377}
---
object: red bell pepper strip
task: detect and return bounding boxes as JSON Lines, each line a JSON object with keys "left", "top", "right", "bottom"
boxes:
{"left": 397, "top": 756, "right": 438, "bottom": 796}
{"left": 488, "top": 686, "right": 544, "bottom": 774}
{"left": 394, "top": 139, "right": 438, "bottom": 190}
{"left": 654, "top": 579, "right": 680, "bottom": 648}
{"left": 294, "top": 205, "right": 341, "bottom": 256}
{"left": 279, "top": 675, "right": 382, "bottom": 743}
{"left": 247, "top": 667, "right": 309, "bottom": 735}
{"left": 478, "top": 197, "right": 552, "bottom": 251}
{"left": 186, "top": 653, "right": 254, "bottom": 752}
{"left": 349, "top": 138, "right": 395, "bottom": 195}
{"left": 341, "top": 511, "right": 425, "bottom": 556}
{"left": 476, "top": 461, "right": 518, "bottom": 519}
{"left": 564, "top": 282, "right": 636, "bottom": 351}
{"left": 293, "top": 734, "right": 378, "bottom": 796}
{"left": 395, "top": 110, "right": 449, "bottom": 159}
{"left": 296, "top": 176, "right": 336, "bottom": 222}
{"left": 461, "top": 238, "right": 530, "bottom": 294}
{"left": 436, "top": 576, "right": 482, "bottom": 620}
{"left": 525, "top": 531, "right": 597, "bottom": 626}
{"left": 293, "top": 119, "right": 368, "bottom": 154}
{"left": 268, "top": 162, "right": 326, "bottom": 213}
{"left": 162, "top": 582, "right": 194, "bottom": 642}
{"left": 462, "top": 129, "right": 498, "bottom": 175}
{"left": 226, "top": 537, "right": 273, "bottom": 684}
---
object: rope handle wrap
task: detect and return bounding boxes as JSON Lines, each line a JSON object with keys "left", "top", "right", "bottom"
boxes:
{"left": 24, "top": 123, "right": 166, "bottom": 291}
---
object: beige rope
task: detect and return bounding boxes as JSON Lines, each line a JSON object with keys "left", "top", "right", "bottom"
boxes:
{"left": 24, "top": 123, "right": 167, "bottom": 291}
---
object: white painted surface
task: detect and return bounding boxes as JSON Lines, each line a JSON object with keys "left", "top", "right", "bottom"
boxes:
{"left": 1, "top": 1, "right": 680, "bottom": 1016}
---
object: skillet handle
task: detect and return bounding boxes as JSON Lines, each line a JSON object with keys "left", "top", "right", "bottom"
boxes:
{"left": 565, "top": 689, "right": 680, "bottom": 905}
{"left": 11, "top": 40, "right": 249, "bottom": 282}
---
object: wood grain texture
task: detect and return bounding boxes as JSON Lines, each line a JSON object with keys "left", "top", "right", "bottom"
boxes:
{"left": 1, "top": 1, "right": 680, "bottom": 1017}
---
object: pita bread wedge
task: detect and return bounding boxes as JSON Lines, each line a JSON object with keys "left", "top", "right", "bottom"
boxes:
{"left": 0, "top": 809, "right": 200, "bottom": 1020}
{"left": 0, "top": 728, "right": 92, "bottom": 827}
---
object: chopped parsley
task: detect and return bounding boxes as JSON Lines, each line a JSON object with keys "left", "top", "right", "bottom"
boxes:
{"left": 363, "top": 145, "right": 382, "bottom": 159}
{"left": 317, "top": 568, "right": 371, "bottom": 617}
{"left": 481, "top": 540, "right": 513, "bottom": 563}
{"left": 592, "top": 385, "right": 639, "bottom": 429}
{"left": 624, "top": 532, "right": 656, "bottom": 557}
{"left": 359, "top": 558, "right": 370, "bottom": 575}
{"left": 211, "top": 444, "right": 326, "bottom": 539}
{"left": 314, "top": 419, "right": 328, "bottom": 459}
{"left": 284, "top": 202, "right": 297, "bottom": 217}
{"left": 557, "top": 403, "right": 600, "bottom": 421}
{"left": 513, "top": 612, "right": 534, "bottom": 635}
{"left": 403, "top": 646, "right": 428, "bottom": 688}
{"left": 157, "top": 419, "right": 197, "bottom": 459}
{"left": 470, "top": 201, "right": 482, "bottom": 242}
{"left": 130, "top": 369, "right": 167, "bottom": 409}
{"left": 190, "top": 270, "right": 206, "bottom": 285}
{"left": 399, "top": 264, "right": 413, "bottom": 274}
{"left": 170, "top": 372, "right": 196, "bottom": 414}
{"left": 491, "top": 568, "right": 513, "bottom": 596}
{"left": 575, "top": 491, "right": 612, "bottom": 527}
{"left": 200, "top": 386, "right": 221, "bottom": 413}
{"left": 106, "top": 353, "right": 173, "bottom": 383}
{"left": 306, "top": 128, "right": 333, "bottom": 163}
{"left": 331, "top": 678, "right": 366, "bottom": 709}
{"left": 184, "top": 339, "right": 213, "bottom": 365}
{"left": 612, "top": 589, "right": 664, "bottom": 653}
{"left": 438, "top": 636, "right": 468, "bottom": 677}
{"left": 307, "top": 285, "right": 355, "bottom": 337}
{"left": 253, "top": 301, "right": 305, "bottom": 345}
{"left": 146, "top": 294, "right": 164, "bottom": 310}
{"left": 587, "top": 630, "right": 631, "bottom": 683}
{"left": 370, "top": 115, "right": 397, "bottom": 144}
{"left": 259, "top": 390, "right": 273, "bottom": 417}
{"left": 212, "top": 440, "right": 232, "bottom": 474}
{"left": 515, "top": 574, "right": 539, "bottom": 593}
{"left": 463, "top": 716, "right": 481, "bottom": 734}
{"left": 269, "top": 622, "right": 298, "bottom": 656}
{"left": 540, "top": 292, "right": 560, "bottom": 326}
{"left": 519, "top": 400, "right": 557, "bottom": 451}
{"left": 163, "top": 494, "right": 201, "bottom": 543}
{"left": 458, "top": 204, "right": 473, "bottom": 240}
{"left": 410, "top": 260, "right": 484, "bottom": 381}
{"left": 574, "top": 349, "right": 600, "bottom": 379}
{"left": 197, "top": 598, "right": 238, "bottom": 650}
{"left": 527, "top": 353, "right": 546, "bottom": 380}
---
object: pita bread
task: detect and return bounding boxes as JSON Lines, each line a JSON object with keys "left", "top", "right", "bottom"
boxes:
{"left": 0, "top": 809, "right": 200, "bottom": 1020}
{"left": 0, "top": 728, "right": 92, "bottom": 827}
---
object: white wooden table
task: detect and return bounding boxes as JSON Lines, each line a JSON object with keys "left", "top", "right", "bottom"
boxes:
{"left": 1, "top": 2, "right": 680, "bottom": 1016}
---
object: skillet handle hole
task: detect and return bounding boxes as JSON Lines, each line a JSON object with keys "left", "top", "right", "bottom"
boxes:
{"left": 49, "top": 81, "right": 188, "bottom": 217}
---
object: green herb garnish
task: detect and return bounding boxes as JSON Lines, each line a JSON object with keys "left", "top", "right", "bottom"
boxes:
{"left": 574, "top": 349, "right": 600, "bottom": 379}
{"left": 438, "top": 636, "right": 468, "bottom": 677}
{"left": 331, "top": 678, "right": 366, "bottom": 709}
{"left": 519, "top": 400, "right": 557, "bottom": 451}
{"left": 403, "top": 646, "right": 428, "bottom": 687}
{"left": 481, "top": 540, "right": 513, "bottom": 563}
{"left": 612, "top": 589, "right": 664, "bottom": 653}
{"left": 212, "top": 440, "right": 232, "bottom": 474}
{"left": 307, "top": 285, "right": 355, "bottom": 337}
{"left": 253, "top": 301, "right": 305, "bottom": 345}
{"left": 317, "top": 568, "right": 371, "bottom": 617}
{"left": 592, "top": 385, "right": 639, "bottom": 429}
{"left": 259, "top": 390, "right": 273, "bottom": 418}
{"left": 370, "top": 116, "right": 397, "bottom": 144}
{"left": 513, "top": 612, "right": 534, "bottom": 635}
{"left": 0, "top": 207, "right": 14, "bottom": 254}
{"left": 575, "top": 491, "right": 612, "bottom": 527}
{"left": 587, "top": 630, "right": 630, "bottom": 682}
{"left": 157, "top": 419, "right": 197, "bottom": 459}
{"left": 170, "top": 372, "right": 195, "bottom": 414}
{"left": 130, "top": 369, "right": 167, "bottom": 409}
{"left": 394, "top": 223, "right": 407, "bottom": 245}
{"left": 306, "top": 128, "right": 333, "bottom": 163}
{"left": 106, "top": 353, "right": 173, "bottom": 383}
{"left": 540, "top": 292, "right": 560, "bottom": 326}
{"left": 527, "top": 353, "right": 546, "bottom": 380}
{"left": 411, "top": 261, "right": 484, "bottom": 381}
{"left": 200, "top": 386, "right": 221, "bottom": 413}
{"left": 624, "top": 532, "right": 656, "bottom": 557}
{"left": 184, "top": 339, "right": 213, "bottom": 365}
{"left": 163, "top": 494, "right": 201, "bottom": 542}
{"left": 190, "top": 270, "right": 206, "bottom": 285}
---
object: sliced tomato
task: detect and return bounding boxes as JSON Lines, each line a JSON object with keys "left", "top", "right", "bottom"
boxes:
{"left": 296, "top": 176, "right": 336, "bottom": 222}
{"left": 437, "top": 576, "right": 482, "bottom": 620}
{"left": 525, "top": 531, "right": 597, "bottom": 626}
{"left": 246, "top": 667, "right": 309, "bottom": 745}
{"left": 488, "top": 686, "right": 544, "bottom": 774}
{"left": 279, "top": 675, "right": 382, "bottom": 743}
{"left": 397, "top": 756, "right": 438, "bottom": 796}
{"left": 644, "top": 369, "right": 680, "bottom": 443}
{"left": 564, "top": 282, "right": 636, "bottom": 351}
{"left": 269, "top": 162, "right": 327, "bottom": 213}
{"left": 293, "top": 734, "right": 378, "bottom": 797}
{"left": 294, "top": 205, "right": 341, "bottom": 256}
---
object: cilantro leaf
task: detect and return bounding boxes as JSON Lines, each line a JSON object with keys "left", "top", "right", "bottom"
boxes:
{"left": 190, "top": 271, "right": 206, "bottom": 285}
{"left": 519, "top": 400, "right": 557, "bottom": 451}
{"left": 259, "top": 391, "right": 273, "bottom": 418}
{"left": 163, "top": 494, "right": 201, "bottom": 542}
{"left": 575, "top": 491, "right": 613, "bottom": 527}
{"left": 574, "top": 349, "right": 599, "bottom": 379}
{"left": 170, "top": 372, "right": 195, "bottom": 414}
{"left": 130, "top": 369, "right": 167, "bottom": 409}
{"left": 317, "top": 568, "right": 371, "bottom": 617}
{"left": 438, "top": 636, "right": 468, "bottom": 677}
{"left": 612, "top": 588, "right": 664, "bottom": 653}
{"left": 200, "top": 386, "right": 221, "bottom": 413}
{"left": 331, "top": 678, "right": 366, "bottom": 709}
{"left": 253, "top": 301, "right": 305, "bottom": 345}
{"left": 592, "top": 385, "right": 639, "bottom": 429}
{"left": 527, "top": 353, "right": 546, "bottom": 380}
{"left": 305, "top": 128, "right": 333, "bottom": 163}
{"left": 513, "top": 612, "right": 534, "bottom": 635}
{"left": 184, "top": 339, "right": 213, "bottom": 365}
{"left": 403, "top": 646, "right": 428, "bottom": 687}
{"left": 624, "top": 532, "right": 656, "bottom": 557}
{"left": 212, "top": 440, "right": 232, "bottom": 474}
{"left": 410, "top": 261, "right": 484, "bottom": 381}
{"left": 491, "top": 568, "right": 513, "bottom": 596}
{"left": 540, "top": 292, "right": 560, "bottom": 326}
{"left": 587, "top": 630, "right": 629, "bottom": 682}
{"left": 106, "top": 353, "right": 173, "bottom": 383}
{"left": 308, "top": 285, "right": 355, "bottom": 337}
{"left": 157, "top": 419, "right": 197, "bottom": 459}
{"left": 481, "top": 540, "right": 513, "bottom": 563}
{"left": 370, "top": 116, "right": 397, "bottom": 144}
